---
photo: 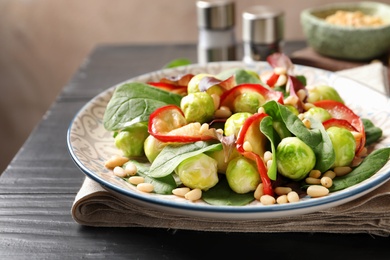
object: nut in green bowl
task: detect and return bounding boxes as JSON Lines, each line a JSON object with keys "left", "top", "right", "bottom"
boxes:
{"left": 301, "top": 1, "right": 390, "bottom": 61}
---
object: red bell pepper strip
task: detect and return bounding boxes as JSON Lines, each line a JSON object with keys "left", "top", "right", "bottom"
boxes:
{"left": 313, "top": 100, "right": 366, "bottom": 154}
{"left": 220, "top": 83, "right": 284, "bottom": 111}
{"left": 235, "top": 113, "right": 274, "bottom": 196}
{"left": 147, "top": 82, "right": 187, "bottom": 95}
{"left": 148, "top": 105, "right": 216, "bottom": 143}
{"left": 322, "top": 118, "right": 358, "bottom": 132}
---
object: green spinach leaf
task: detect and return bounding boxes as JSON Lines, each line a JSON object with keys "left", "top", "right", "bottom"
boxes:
{"left": 202, "top": 176, "right": 255, "bottom": 206}
{"left": 149, "top": 141, "right": 223, "bottom": 178}
{"left": 127, "top": 160, "right": 177, "bottom": 195}
{"left": 260, "top": 116, "right": 278, "bottom": 180}
{"left": 362, "top": 118, "right": 383, "bottom": 146}
{"left": 263, "top": 100, "right": 335, "bottom": 172}
{"left": 103, "top": 82, "right": 182, "bottom": 131}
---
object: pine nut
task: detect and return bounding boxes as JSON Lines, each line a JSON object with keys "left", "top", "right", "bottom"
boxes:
{"left": 333, "top": 166, "right": 352, "bottom": 176}
{"left": 137, "top": 183, "right": 154, "bottom": 193}
{"left": 323, "top": 170, "right": 336, "bottom": 179}
{"left": 185, "top": 188, "right": 202, "bottom": 201}
{"left": 305, "top": 177, "right": 321, "bottom": 185}
{"left": 303, "top": 102, "right": 315, "bottom": 111}
{"left": 128, "top": 176, "right": 145, "bottom": 185}
{"left": 113, "top": 166, "right": 127, "bottom": 178}
{"left": 321, "top": 176, "right": 333, "bottom": 188}
{"left": 309, "top": 169, "right": 321, "bottom": 179}
{"left": 214, "top": 108, "right": 232, "bottom": 119}
{"left": 200, "top": 123, "right": 209, "bottom": 134}
{"left": 257, "top": 107, "right": 266, "bottom": 114}
{"left": 260, "top": 195, "right": 276, "bottom": 205}
{"left": 216, "top": 128, "right": 224, "bottom": 135}
{"left": 275, "top": 187, "right": 292, "bottom": 196}
{"left": 274, "top": 67, "right": 287, "bottom": 75}
{"left": 243, "top": 141, "right": 253, "bottom": 152}
{"left": 297, "top": 89, "right": 306, "bottom": 101}
{"left": 276, "top": 195, "right": 289, "bottom": 204}
{"left": 124, "top": 162, "right": 137, "bottom": 176}
{"left": 266, "top": 159, "right": 273, "bottom": 170}
{"left": 104, "top": 155, "right": 129, "bottom": 169}
{"left": 284, "top": 95, "right": 299, "bottom": 106}
{"left": 172, "top": 187, "right": 191, "bottom": 197}
{"left": 287, "top": 191, "right": 300, "bottom": 203}
{"left": 275, "top": 74, "right": 287, "bottom": 87}
{"left": 263, "top": 151, "right": 272, "bottom": 163}
{"left": 254, "top": 183, "right": 264, "bottom": 200}
{"left": 307, "top": 185, "right": 329, "bottom": 198}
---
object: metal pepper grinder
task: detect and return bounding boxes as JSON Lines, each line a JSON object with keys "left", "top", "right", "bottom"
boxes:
{"left": 196, "top": 0, "right": 237, "bottom": 64}
{"left": 242, "top": 6, "right": 284, "bottom": 64}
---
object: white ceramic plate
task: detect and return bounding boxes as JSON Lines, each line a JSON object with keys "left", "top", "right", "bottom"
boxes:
{"left": 67, "top": 61, "right": 390, "bottom": 220}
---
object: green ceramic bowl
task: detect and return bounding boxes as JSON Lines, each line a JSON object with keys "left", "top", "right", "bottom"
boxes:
{"left": 301, "top": 1, "right": 390, "bottom": 61}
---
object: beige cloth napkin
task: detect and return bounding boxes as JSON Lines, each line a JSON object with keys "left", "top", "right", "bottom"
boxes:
{"left": 71, "top": 63, "right": 390, "bottom": 236}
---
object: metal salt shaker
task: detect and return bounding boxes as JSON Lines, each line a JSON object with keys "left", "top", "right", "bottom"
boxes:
{"left": 196, "top": 0, "right": 237, "bottom": 64}
{"left": 242, "top": 6, "right": 284, "bottom": 64}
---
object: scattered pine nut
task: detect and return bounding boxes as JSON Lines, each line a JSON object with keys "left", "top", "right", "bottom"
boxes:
{"left": 307, "top": 185, "right": 329, "bottom": 198}
{"left": 113, "top": 166, "right": 127, "bottom": 178}
{"left": 185, "top": 188, "right": 202, "bottom": 201}
{"left": 276, "top": 195, "right": 289, "bottom": 204}
{"left": 128, "top": 176, "right": 145, "bottom": 185}
{"left": 323, "top": 170, "right": 336, "bottom": 179}
{"left": 172, "top": 187, "right": 191, "bottom": 197}
{"left": 243, "top": 141, "right": 253, "bottom": 152}
{"left": 137, "top": 183, "right": 154, "bottom": 193}
{"left": 275, "top": 187, "right": 292, "bottom": 196}
{"left": 260, "top": 195, "right": 276, "bottom": 205}
{"left": 321, "top": 176, "right": 333, "bottom": 188}
{"left": 333, "top": 166, "right": 352, "bottom": 176}
{"left": 254, "top": 183, "right": 264, "bottom": 200}
{"left": 309, "top": 169, "right": 322, "bottom": 179}
{"left": 305, "top": 177, "right": 321, "bottom": 185}
{"left": 287, "top": 191, "right": 300, "bottom": 203}
{"left": 124, "top": 162, "right": 137, "bottom": 176}
{"left": 104, "top": 155, "right": 129, "bottom": 169}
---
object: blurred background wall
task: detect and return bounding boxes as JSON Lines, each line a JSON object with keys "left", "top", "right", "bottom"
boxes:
{"left": 0, "top": 0, "right": 385, "bottom": 172}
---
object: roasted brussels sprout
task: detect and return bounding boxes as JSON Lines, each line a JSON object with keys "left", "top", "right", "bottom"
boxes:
{"left": 187, "top": 73, "right": 224, "bottom": 96}
{"left": 205, "top": 147, "right": 240, "bottom": 174}
{"left": 233, "top": 92, "right": 266, "bottom": 114}
{"left": 180, "top": 92, "right": 215, "bottom": 123}
{"left": 224, "top": 112, "right": 252, "bottom": 137}
{"left": 327, "top": 126, "right": 356, "bottom": 167}
{"left": 276, "top": 137, "right": 316, "bottom": 181}
{"left": 303, "top": 107, "right": 332, "bottom": 122}
{"left": 226, "top": 156, "right": 261, "bottom": 194}
{"left": 306, "top": 85, "right": 344, "bottom": 103}
{"left": 114, "top": 123, "right": 149, "bottom": 157}
{"left": 175, "top": 153, "right": 219, "bottom": 191}
{"left": 143, "top": 135, "right": 168, "bottom": 163}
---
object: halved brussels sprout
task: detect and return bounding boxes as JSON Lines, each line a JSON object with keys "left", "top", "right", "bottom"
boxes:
{"left": 306, "top": 85, "right": 344, "bottom": 103}
{"left": 180, "top": 92, "right": 215, "bottom": 123}
{"left": 114, "top": 123, "right": 149, "bottom": 157}
{"left": 175, "top": 153, "right": 219, "bottom": 191}
{"left": 187, "top": 73, "right": 224, "bottom": 95}
{"left": 233, "top": 92, "right": 266, "bottom": 114}
{"left": 303, "top": 107, "right": 332, "bottom": 122}
{"left": 143, "top": 135, "right": 168, "bottom": 163}
{"left": 205, "top": 147, "right": 240, "bottom": 174}
{"left": 327, "top": 126, "right": 356, "bottom": 167}
{"left": 226, "top": 156, "right": 261, "bottom": 194}
{"left": 224, "top": 112, "right": 252, "bottom": 137}
{"left": 276, "top": 137, "right": 316, "bottom": 181}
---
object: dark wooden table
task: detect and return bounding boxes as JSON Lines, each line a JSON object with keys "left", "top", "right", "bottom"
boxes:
{"left": 1, "top": 42, "right": 390, "bottom": 259}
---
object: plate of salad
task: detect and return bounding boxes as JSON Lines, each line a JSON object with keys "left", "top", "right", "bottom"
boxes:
{"left": 67, "top": 53, "right": 390, "bottom": 219}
